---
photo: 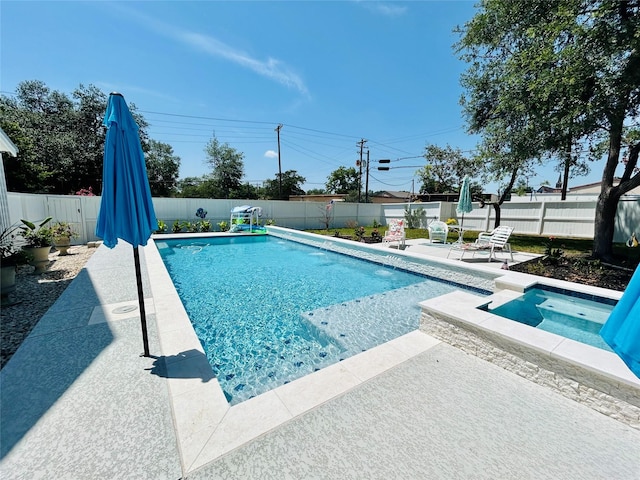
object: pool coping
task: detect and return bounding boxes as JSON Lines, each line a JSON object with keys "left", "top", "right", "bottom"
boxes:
{"left": 418, "top": 274, "right": 640, "bottom": 427}
{"left": 145, "top": 235, "right": 444, "bottom": 474}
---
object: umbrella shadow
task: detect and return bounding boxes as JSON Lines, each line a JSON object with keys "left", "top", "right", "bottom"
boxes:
{"left": 145, "top": 350, "right": 216, "bottom": 383}
{"left": 0, "top": 275, "right": 112, "bottom": 460}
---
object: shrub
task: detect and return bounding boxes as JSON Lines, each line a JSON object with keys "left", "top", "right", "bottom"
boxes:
{"left": 544, "top": 236, "right": 564, "bottom": 264}
{"left": 404, "top": 208, "right": 426, "bottom": 229}
{"left": 345, "top": 219, "right": 358, "bottom": 229}
{"left": 51, "top": 221, "right": 79, "bottom": 239}
{"left": 155, "top": 219, "right": 167, "bottom": 233}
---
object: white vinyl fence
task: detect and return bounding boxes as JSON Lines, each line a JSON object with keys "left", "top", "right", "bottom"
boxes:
{"left": 4, "top": 192, "right": 639, "bottom": 245}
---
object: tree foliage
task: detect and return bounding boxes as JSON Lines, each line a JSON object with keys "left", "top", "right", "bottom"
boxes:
{"left": 417, "top": 144, "right": 482, "bottom": 194}
{"left": 325, "top": 166, "right": 359, "bottom": 194}
{"left": 204, "top": 137, "right": 245, "bottom": 198}
{"left": 457, "top": 0, "right": 640, "bottom": 259}
{"left": 146, "top": 140, "right": 181, "bottom": 197}
{"left": 1, "top": 80, "right": 178, "bottom": 196}
{"left": 263, "top": 170, "right": 306, "bottom": 200}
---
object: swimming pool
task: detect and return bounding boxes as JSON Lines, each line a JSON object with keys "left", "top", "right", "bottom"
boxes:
{"left": 484, "top": 286, "right": 616, "bottom": 351}
{"left": 157, "top": 235, "right": 488, "bottom": 403}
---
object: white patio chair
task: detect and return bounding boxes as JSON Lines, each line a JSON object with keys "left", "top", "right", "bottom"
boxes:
{"left": 447, "top": 225, "right": 514, "bottom": 262}
{"left": 427, "top": 221, "right": 449, "bottom": 244}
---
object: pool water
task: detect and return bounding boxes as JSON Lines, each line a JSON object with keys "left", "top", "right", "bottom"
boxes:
{"left": 157, "top": 235, "right": 481, "bottom": 404}
{"left": 487, "top": 287, "right": 616, "bottom": 352}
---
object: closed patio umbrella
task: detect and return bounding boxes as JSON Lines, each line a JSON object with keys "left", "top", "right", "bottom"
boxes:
{"left": 600, "top": 265, "right": 640, "bottom": 379}
{"left": 96, "top": 92, "right": 158, "bottom": 357}
{"left": 455, "top": 175, "right": 473, "bottom": 241}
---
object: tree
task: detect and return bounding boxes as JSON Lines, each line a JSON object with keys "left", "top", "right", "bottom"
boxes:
{"left": 204, "top": 137, "right": 244, "bottom": 199}
{"left": 263, "top": 170, "right": 306, "bottom": 200}
{"left": 306, "top": 188, "right": 326, "bottom": 195}
{"left": 0, "top": 80, "right": 152, "bottom": 195}
{"left": 1, "top": 81, "right": 76, "bottom": 193}
{"left": 326, "top": 166, "right": 359, "bottom": 195}
{"left": 175, "top": 175, "right": 217, "bottom": 198}
{"left": 145, "top": 140, "right": 181, "bottom": 197}
{"left": 471, "top": 120, "right": 542, "bottom": 227}
{"left": 230, "top": 182, "right": 259, "bottom": 200}
{"left": 457, "top": 0, "right": 640, "bottom": 260}
{"left": 71, "top": 84, "right": 108, "bottom": 193}
{"left": 417, "top": 144, "right": 481, "bottom": 194}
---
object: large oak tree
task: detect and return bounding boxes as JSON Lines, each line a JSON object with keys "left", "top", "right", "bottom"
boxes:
{"left": 457, "top": 0, "right": 640, "bottom": 260}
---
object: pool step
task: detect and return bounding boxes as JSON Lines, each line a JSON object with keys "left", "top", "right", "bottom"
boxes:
{"left": 484, "top": 289, "right": 524, "bottom": 310}
{"left": 535, "top": 297, "right": 611, "bottom": 325}
{"left": 301, "top": 281, "right": 437, "bottom": 358}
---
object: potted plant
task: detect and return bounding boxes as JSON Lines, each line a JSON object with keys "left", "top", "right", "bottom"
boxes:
{"left": 51, "top": 221, "right": 79, "bottom": 255}
{"left": 155, "top": 219, "right": 168, "bottom": 234}
{"left": 1, "top": 224, "right": 23, "bottom": 300}
{"left": 19, "top": 217, "right": 53, "bottom": 273}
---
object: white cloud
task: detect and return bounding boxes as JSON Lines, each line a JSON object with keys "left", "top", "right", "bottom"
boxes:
{"left": 181, "top": 32, "right": 308, "bottom": 95}
{"left": 264, "top": 150, "right": 278, "bottom": 158}
{"left": 353, "top": 1, "right": 407, "bottom": 17}
{"left": 108, "top": 3, "right": 308, "bottom": 96}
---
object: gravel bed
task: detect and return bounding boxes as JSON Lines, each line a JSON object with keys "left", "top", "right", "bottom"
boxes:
{"left": 1, "top": 245, "right": 96, "bottom": 369}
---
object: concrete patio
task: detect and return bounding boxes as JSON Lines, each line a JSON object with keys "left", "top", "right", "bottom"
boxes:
{"left": 1, "top": 240, "right": 638, "bottom": 479}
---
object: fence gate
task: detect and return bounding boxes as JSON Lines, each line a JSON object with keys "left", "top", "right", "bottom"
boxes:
{"left": 46, "top": 196, "right": 85, "bottom": 244}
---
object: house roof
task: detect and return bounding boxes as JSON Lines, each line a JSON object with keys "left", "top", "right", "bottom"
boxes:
{"left": 0, "top": 127, "right": 18, "bottom": 157}
{"left": 376, "top": 191, "right": 411, "bottom": 199}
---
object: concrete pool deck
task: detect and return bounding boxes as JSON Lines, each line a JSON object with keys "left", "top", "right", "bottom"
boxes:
{"left": 1, "top": 239, "right": 639, "bottom": 478}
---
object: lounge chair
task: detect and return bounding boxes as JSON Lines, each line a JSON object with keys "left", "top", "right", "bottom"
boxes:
{"left": 427, "top": 221, "right": 449, "bottom": 244}
{"left": 447, "top": 225, "right": 514, "bottom": 262}
{"left": 382, "top": 219, "right": 406, "bottom": 249}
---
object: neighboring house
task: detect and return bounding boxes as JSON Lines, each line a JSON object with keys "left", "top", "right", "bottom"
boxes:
{"left": 289, "top": 194, "right": 348, "bottom": 202}
{"left": 370, "top": 191, "right": 412, "bottom": 204}
{"left": 289, "top": 191, "right": 413, "bottom": 203}
{"left": 0, "top": 127, "right": 19, "bottom": 233}
{"left": 569, "top": 178, "right": 640, "bottom": 195}
{"left": 536, "top": 178, "right": 640, "bottom": 196}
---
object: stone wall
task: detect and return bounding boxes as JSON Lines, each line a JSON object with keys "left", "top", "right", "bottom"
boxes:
{"left": 420, "top": 311, "right": 640, "bottom": 430}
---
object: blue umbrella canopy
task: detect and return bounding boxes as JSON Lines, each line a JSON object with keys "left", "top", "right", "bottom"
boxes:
{"left": 455, "top": 176, "right": 473, "bottom": 239}
{"left": 456, "top": 175, "right": 473, "bottom": 217}
{"left": 96, "top": 93, "right": 157, "bottom": 249}
{"left": 600, "top": 265, "right": 640, "bottom": 378}
{"left": 96, "top": 92, "right": 157, "bottom": 356}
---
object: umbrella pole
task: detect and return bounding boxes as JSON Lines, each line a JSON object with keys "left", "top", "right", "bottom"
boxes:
{"left": 458, "top": 214, "right": 465, "bottom": 243}
{"left": 133, "top": 246, "right": 150, "bottom": 357}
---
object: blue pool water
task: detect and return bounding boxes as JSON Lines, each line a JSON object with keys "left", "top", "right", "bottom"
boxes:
{"left": 487, "top": 287, "right": 616, "bottom": 351}
{"left": 157, "top": 235, "right": 484, "bottom": 403}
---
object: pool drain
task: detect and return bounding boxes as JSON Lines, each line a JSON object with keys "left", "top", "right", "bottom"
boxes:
{"left": 112, "top": 305, "right": 138, "bottom": 314}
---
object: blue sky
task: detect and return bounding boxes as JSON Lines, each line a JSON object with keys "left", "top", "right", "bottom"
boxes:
{"left": 1, "top": 1, "right": 610, "bottom": 195}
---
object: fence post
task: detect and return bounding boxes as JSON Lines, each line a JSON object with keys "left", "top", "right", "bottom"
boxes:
{"left": 537, "top": 201, "right": 546, "bottom": 235}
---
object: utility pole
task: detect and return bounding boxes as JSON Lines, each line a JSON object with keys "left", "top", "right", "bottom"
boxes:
{"left": 365, "top": 149, "right": 370, "bottom": 203}
{"left": 275, "top": 124, "right": 283, "bottom": 199}
{"left": 356, "top": 139, "right": 367, "bottom": 202}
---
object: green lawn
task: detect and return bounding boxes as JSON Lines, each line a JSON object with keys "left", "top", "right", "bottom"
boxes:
{"left": 306, "top": 227, "right": 640, "bottom": 263}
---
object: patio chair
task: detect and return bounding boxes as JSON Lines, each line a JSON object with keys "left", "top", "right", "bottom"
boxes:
{"left": 427, "top": 221, "right": 449, "bottom": 244}
{"left": 382, "top": 219, "right": 406, "bottom": 249}
{"left": 447, "top": 225, "right": 514, "bottom": 262}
